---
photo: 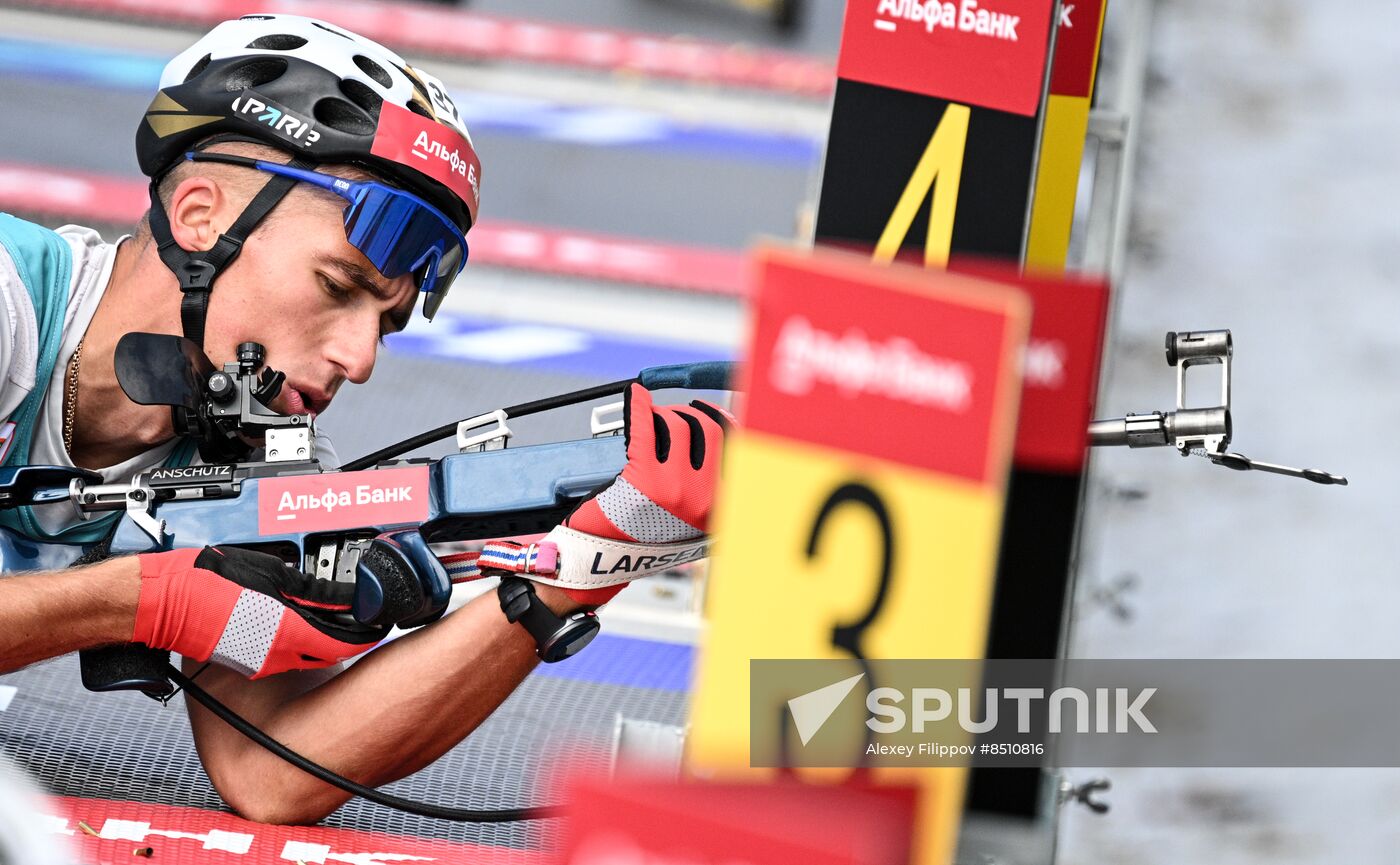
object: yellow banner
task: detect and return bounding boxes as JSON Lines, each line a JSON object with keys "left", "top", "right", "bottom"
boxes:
{"left": 689, "top": 431, "right": 1008, "bottom": 861}
{"left": 686, "top": 248, "right": 1029, "bottom": 865}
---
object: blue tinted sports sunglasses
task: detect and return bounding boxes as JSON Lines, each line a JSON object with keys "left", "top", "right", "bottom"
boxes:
{"left": 185, "top": 151, "right": 468, "bottom": 319}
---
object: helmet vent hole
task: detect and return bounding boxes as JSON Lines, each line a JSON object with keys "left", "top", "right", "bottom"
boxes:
{"left": 353, "top": 55, "right": 393, "bottom": 89}
{"left": 239, "top": 14, "right": 275, "bottom": 20}
{"left": 247, "top": 34, "right": 308, "bottom": 51}
{"left": 339, "top": 79, "right": 383, "bottom": 114}
{"left": 221, "top": 57, "right": 288, "bottom": 91}
{"left": 314, "top": 98, "right": 375, "bottom": 135}
{"left": 184, "top": 53, "right": 212, "bottom": 82}
{"left": 406, "top": 100, "right": 433, "bottom": 120}
{"left": 312, "top": 21, "right": 354, "bottom": 40}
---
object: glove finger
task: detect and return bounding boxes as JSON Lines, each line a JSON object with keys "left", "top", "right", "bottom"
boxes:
{"left": 630, "top": 408, "right": 698, "bottom": 499}
{"left": 671, "top": 404, "right": 728, "bottom": 471}
{"left": 201, "top": 544, "right": 358, "bottom": 615}
{"left": 624, "top": 383, "right": 664, "bottom": 464}
{"left": 196, "top": 546, "right": 289, "bottom": 599}
{"left": 655, "top": 408, "right": 722, "bottom": 529}
{"left": 569, "top": 413, "right": 707, "bottom": 537}
{"left": 689, "top": 399, "right": 736, "bottom": 432}
{"left": 279, "top": 573, "right": 356, "bottom": 611}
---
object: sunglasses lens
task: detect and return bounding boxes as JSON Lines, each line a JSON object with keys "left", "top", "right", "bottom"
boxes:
{"left": 423, "top": 279, "right": 448, "bottom": 320}
{"left": 344, "top": 187, "right": 467, "bottom": 288}
{"left": 436, "top": 238, "right": 465, "bottom": 279}
{"left": 344, "top": 191, "right": 415, "bottom": 275}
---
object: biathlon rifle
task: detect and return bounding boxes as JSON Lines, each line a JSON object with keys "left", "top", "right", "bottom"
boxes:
{"left": 0, "top": 332, "right": 734, "bottom": 698}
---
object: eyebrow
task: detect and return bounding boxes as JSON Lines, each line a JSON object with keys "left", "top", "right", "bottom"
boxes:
{"left": 319, "top": 255, "right": 416, "bottom": 334}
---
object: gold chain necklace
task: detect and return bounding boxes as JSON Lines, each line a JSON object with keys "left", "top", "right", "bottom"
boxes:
{"left": 63, "top": 337, "right": 84, "bottom": 456}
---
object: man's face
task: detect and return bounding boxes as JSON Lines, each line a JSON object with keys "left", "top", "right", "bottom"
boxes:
{"left": 199, "top": 184, "right": 421, "bottom": 418}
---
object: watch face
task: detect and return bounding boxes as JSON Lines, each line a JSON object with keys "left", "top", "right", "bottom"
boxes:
{"left": 543, "top": 620, "right": 600, "bottom": 662}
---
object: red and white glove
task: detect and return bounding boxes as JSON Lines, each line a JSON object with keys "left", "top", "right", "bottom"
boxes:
{"left": 478, "top": 383, "right": 732, "bottom": 605}
{"left": 134, "top": 545, "right": 390, "bottom": 679}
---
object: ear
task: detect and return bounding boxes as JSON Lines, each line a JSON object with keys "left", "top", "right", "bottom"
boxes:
{"left": 166, "top": 175, "right": 227, "bottom": 254}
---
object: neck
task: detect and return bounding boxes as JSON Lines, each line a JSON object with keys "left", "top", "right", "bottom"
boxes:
{"left": 69, "top": 233, "right": 184, "bottom": 469}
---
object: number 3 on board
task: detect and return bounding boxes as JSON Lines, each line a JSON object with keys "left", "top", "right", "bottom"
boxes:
{"left": 874, "top": 103, "right": 970, "bottom": 267}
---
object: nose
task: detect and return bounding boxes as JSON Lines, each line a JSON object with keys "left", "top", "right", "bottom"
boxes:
{"left": 324, "top": 314, "right": 380, "bottom": 385}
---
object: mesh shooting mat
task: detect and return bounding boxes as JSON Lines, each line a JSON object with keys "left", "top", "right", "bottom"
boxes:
{"left": 0, "top": 634, "right": 694, "bottom": 864}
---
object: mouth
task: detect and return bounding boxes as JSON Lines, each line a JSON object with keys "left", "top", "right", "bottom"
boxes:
{"left": 280, "top": 383, "right": 331, "bottom": 417}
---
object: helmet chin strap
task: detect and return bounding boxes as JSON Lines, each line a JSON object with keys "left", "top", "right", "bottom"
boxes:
{"left": 145, "top": 155, "right": 316, "bottom": 349}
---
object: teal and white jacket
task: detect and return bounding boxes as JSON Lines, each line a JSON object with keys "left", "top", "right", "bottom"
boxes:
{"left": 0, "top": 213, "right": 194, "bottom": 543}
{"left": 0, "top": 213, "right": 339, "bottom": 545}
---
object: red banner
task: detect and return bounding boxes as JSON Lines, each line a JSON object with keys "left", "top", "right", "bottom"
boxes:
{"left": 742, "top": 249, "right": 1027, "bottom": 484}
{"left": 1048, "top": 0, "right": 1106, "bottom": 98}
{"left": 47, "top": 796, "right": 536, "bottom": 865}
{"left": 951, "top": 260, "right": 1109, "bottom": 472}
{"left": 560, "top": 778, "right": 918, "bottom": 865}
{"left": 835, "top": 0, "right": 1057, "bottom": 116}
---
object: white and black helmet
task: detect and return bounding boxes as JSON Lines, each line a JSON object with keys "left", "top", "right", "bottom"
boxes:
{"left": 137, "top": 13, "right": 480, "bottom": 233}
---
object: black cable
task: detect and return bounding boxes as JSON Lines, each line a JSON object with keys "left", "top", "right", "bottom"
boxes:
{"left": 341, "top": 377, "right": 635, "bottom": 472}
{"left": 160, "top": 662, "right": 212, "bottom": 705}
{"left": 165, "top": 664, "right": 562, "bottom": 822}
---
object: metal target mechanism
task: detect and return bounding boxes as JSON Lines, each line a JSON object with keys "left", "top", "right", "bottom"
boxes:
{"left": 1089, "top": 329, "right": 1347, "bottom": 485}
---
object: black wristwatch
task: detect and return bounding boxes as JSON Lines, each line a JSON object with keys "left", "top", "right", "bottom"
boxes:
{"left": 496, "top": 577, "right": 600, "bottom": 663}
